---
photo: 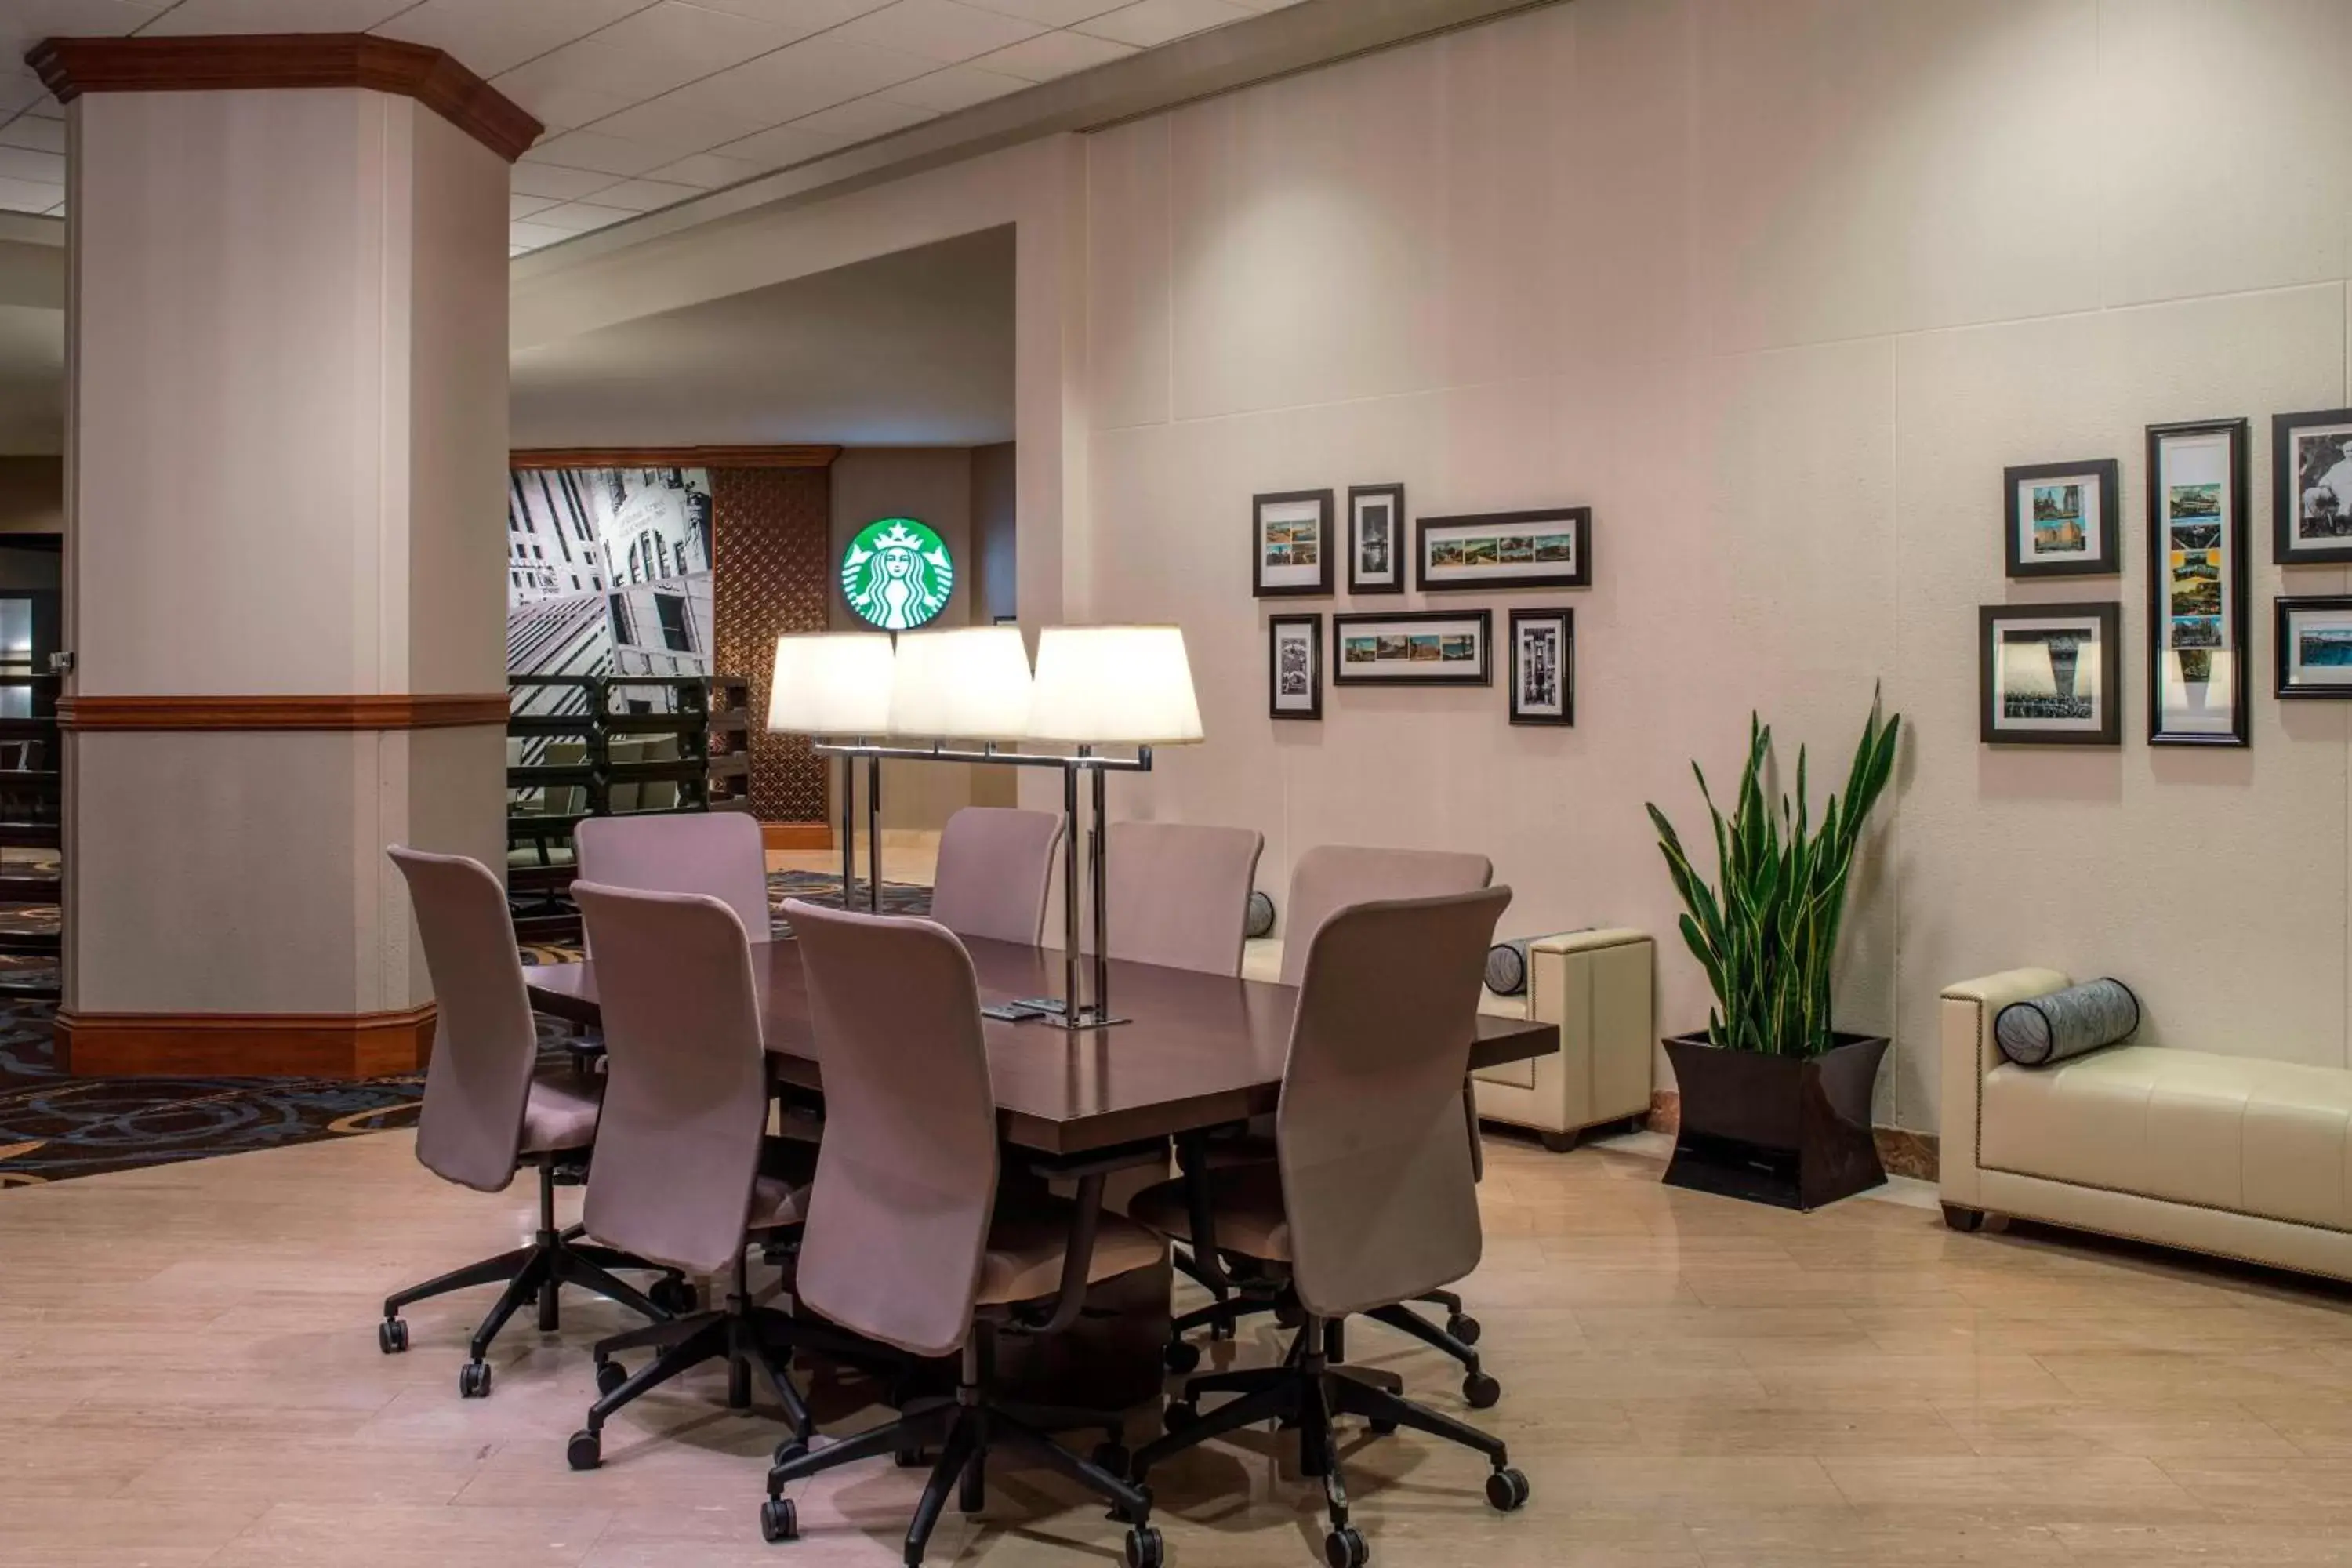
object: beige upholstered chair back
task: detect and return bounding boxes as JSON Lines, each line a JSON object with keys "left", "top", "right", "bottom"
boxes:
{"left": 388, "top": 846, "right": 540, "bottom": 1194}
{"left": 572, "top": 883, "right": 772, "bottom": 1276}
{"left": 1105, "top": 821, "right": 1265, "bottom": 975}
{"left": 927, "top": 807, "right": 1065, "bottom": 946}
{"left": 1279, "top": 844, "right": 1494, "bottom": 986}
{"left": 786, "top": 900, "right": 1000, "bottom": 1359}
{"left": 1279, "top": 886, "right": 1511, "bottom": 1319}
{"left": 575, "top": 811, "right": 771, "bottom": 941}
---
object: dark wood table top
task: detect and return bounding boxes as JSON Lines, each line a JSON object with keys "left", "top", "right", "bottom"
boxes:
{"left": 525, "top": 937, "right": 1559, "bottom": 1154}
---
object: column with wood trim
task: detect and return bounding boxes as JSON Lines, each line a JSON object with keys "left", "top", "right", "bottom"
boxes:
{"left": 32, "top": 36, "right": 539, "bottom": 1076}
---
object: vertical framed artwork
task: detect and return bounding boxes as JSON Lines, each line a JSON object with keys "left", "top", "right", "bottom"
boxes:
{"left": 1269, "top": 613, "right": 1323, "bottom": 719}
{"left": 1416, "top": 508, "right": 1592, "bottom": 592}
{"left": 1331, "top": 609, "right": 1494, "bottom": 686}
{"left": 2274, "top": 596, "right": 2352, "bottom": 698}
{"left": 1346, "top": 484, "right": 1406, "bottom": 594}
{"left": 2271, "top": 408, "right": 2352, "bottom": 565}
{"left": 1978, "top": 602, "right": 2122, "bottom": 746}
{"left": 1252, "top": 490, "right": 1335, "bottom": 597}
{"left": 2003, "top": 459, "right": 2119, "bottom": 577}
{"left": 2146, "top": 418, "right": 2250, "bottom": 746}
{"left": 1508, "top": 608, "right": 1573, "bottom": 726}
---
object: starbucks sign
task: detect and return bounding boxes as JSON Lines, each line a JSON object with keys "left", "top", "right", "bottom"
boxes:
{"left": 841, "top": 517, "right": 954, "bottom": 631}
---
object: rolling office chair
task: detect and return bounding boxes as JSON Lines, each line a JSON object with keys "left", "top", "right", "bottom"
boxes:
{"left": 1127, "top": 888, "right": 1530, "bottom": 1568}
{"left": 760, "top": 901, "right": 1167, "bottom": 1568}
{"left": 926, "top": 806, "right": 1066, "bottom": 945}
{"left": 575, "top": 811, "right": 773, "bottom": 938}
{"left": 1101, "top": 821, "right": 1265, "bottom": 975}
{"left": 379, "top": 848, "right": 686, "bottom": 1398}
{"left": 562, "top": 882, "right": 887, "bottom": 1470}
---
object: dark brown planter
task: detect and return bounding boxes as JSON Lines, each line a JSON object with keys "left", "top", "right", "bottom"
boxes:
{"left": 1661, "top": 1032, "right": 1889, "bottom": 1211}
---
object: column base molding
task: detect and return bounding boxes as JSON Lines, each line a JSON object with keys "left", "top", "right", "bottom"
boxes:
{"left": 760, "top": 822, "right": 833, "bottom": 851}
{"left": 54, "top": 1004, "right": 435, "bottom": 1079}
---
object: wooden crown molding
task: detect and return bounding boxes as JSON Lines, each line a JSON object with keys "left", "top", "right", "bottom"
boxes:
{"left": 59, "top": 694, "right": 510, "bottom": 732}
{"left": 26, "top": 34, "right": 541, "bottom": 162}
{"left": 56, "top": 1004, "right": 434, "bottom": 1079}
{"left": 510, "top": 445, "right": 842, "bottom": 471}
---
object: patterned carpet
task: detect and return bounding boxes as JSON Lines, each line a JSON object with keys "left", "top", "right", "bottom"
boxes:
{"left": 0, "top": 871, "right": 931, "bottom": 1187}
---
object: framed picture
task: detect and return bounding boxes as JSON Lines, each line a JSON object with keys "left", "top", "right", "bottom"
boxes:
{"left": 2147, "top": 418, "right": 2250, "bottom": 746}
{"left": 2004, "top": 459, "right": 2119, "bottom": 576}
{"left": 1252, "top": 490, "right": 1334, "bottom": 597}
{"left": 2274, "top": 596, "right": 2352, "bottom": 698}
{"left": 1346, "top": 484, "right": 1406, "bottom": 594}
{"left": 1332, "top": 609, "right": 1493, "bottom": 686}
{"left": 1416, "top": 508, "right": 1591, "bottom": 592}
{"left": 1508, "top": 608, "right": 1573, "bottom": 726}
{"left": 2271, "top": 408, "right": 2352, "bottom": 565}
{"left": 1978, "top": 601, "right": 2122, "bottom": 746}
{"left": 1269, "top": 614, "right": 1323, "bottom": 719}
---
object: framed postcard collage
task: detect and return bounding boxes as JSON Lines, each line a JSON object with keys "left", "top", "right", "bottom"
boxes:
{"left": 1984, "top": 408, "right": 2352, "bottom": 747}
{"left": 1254, "top": 488, "right": 1584, "bottom": 727}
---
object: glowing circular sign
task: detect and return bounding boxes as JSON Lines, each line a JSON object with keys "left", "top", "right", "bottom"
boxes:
{"left": 841, "top": 517, "right": 954, "bottom": 631}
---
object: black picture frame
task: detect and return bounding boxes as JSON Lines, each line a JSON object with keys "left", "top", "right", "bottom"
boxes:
{"left": 1268, "top": 613, "right": 1323, "bottom": 720}
{"left": 1978, "top": 601, "right": 2122, "bottom": 746}
{"left": 2270, "top": 408, "right": 2352, "bottom": 566}
{"left": 2003, "top": 458, "right": 2120, "bottom": 577}
{"left": 1331, "top": 609, "right": 1493, "bottom": 686}
{"left": 1345, "top": 484, "right": 1406, "bottom": 594}
{"left": 2274, "top": 595, "right": 2352, "bottom": 698}
{"left": 2146, "top": 418, "right": 2250, "bottom": 747}
{"left": 1252, "top": 489, "right": 1335, "bottom": 598}
{"left": 1416, "top": 508, "right": 1591, "bottom": 593}
{"left": 1507, "top": 608, "right": 1573, "bottom": 726}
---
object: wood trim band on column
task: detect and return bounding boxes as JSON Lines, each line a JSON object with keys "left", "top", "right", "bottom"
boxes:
{"left": 57, "top": 694, "right": 511, "bottom": 731}
{"left": 25, "top": 35, "right": 543, "bottom": 162}
{"left": 760, "top": 822, "right": 833, "bottom": 851}
{"left": 55, "top": 1004, "right": 435, "bottom": 1078}
{"left": 511, "top": 445, "right": 843, "bottom": 470}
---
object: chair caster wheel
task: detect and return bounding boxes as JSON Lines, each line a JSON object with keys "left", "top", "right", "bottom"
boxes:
{"left": 760, "top": 1497, "right": 798, "bottom": 1543}
{"left": 458, "top": 1360, "right": 492, "bottom": 1399}
{"left": 772, "top": 1439, "right": 808, "bottom": 1469}
{"left": 1123, "top": 1524, "right": 1164, "bottom": 1568}
{"left": 1324, "top": 1525, "right": 1368, "bottom": 1568}
{"left": 649, "top": 1276, "right": 698, "bottom": 1315}
{"left": 378, "top": 1317, "right": 408, "bottom": 1355}
{"left": 1162, "top": 1401, "right": 1197, "bottom": 1436}
{"left": 1163, "top": 1338, "right": 1200, "bottom": 1374}
{"left": 1462, "top": 1372, "right": 1501, "bottom": 1410}
{"left": 895, "top": 1447, "right": 927, "bottom": 1468}
{"left": 1485, "top": 1465, "right": 1530, "bottom": 1512}
{"left": 566, "top": 1429, "right": 601, "bottom": 1471}
{"left": 1092, "top": 1441, "right": 1131, "bottom": 1477}
{"left": 1367, "top": 1417, "right": 1398, "bottom": 1436}
{"left": 1446, "top": 1313, "right": 1481, "bottom": 1347}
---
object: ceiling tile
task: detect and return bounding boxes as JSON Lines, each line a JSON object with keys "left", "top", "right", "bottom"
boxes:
{"left": 0, "top": 118, "right": 65, "bottom": 155}
{"left": 524, "top": 129, "right": 677, "bottom": 177}
{"left": 0, "top": 177, "right": 64, "bottom": 215}
{"left": 836, "top": 0, "right": 1044, "bottom": 66}
{"left": 509, "top": 220, "right": 574, "bottom": 252}
{"left": 957, "top": 0, "right": 1125, "bottom": 22}
{"left": 0, "top": 76, "right": 49, "bottom": 120}
{"left": 0, "top": 2, "right": 166, "bottom": 69}
{"left": 493, "top": 39, "right": 702, "bottom": 121}
{"left": 696, "top": 34, "right": 935, "bottom": 122}
{"left": 878, "top": 62, "right": 1030, "bottom": 114}
{"left": 1075, "top": 0, "right": 1249, "bottom": 49}
{"left": 510, "top": 162, "right": 622, "bottom": 201}
{"left": 588, "top": 90, "right": 777, "bottom": 157}
{"left": 583, "top": 177, "right": 708, "bottom": 212}
{"left": 372, "top": 0, "right": 653, "bottom": 80}
{"left": 486, "top": 53, "right": 651, "bottom": 132}
{"left": 0, "top": 148, "right": 64, "bottom": 185}
{"left": 711, "top": 121, "right": 852, "bottom": 172}
{"left": 972, "top": 28, "right": 1133, "bottom": 82}
{"left": 139, "top": 0, "right": 412, "bottom": 33}
{"left": 528, "top": 201, "right": 639, "bottom": 234}
{"left": 789, "top": 95, "right": 938, "bottom": 140}
{"left": 641, "top": 151, "right": 770, "bottom": 188}
{"left": 588, "top": 1, "right": 807, "bottom": 73}
{"left": 510, "top": 192, "right": 561, "bottom": 220}
{"left": 663, "top": 0, "right": 887, "bottom": 33}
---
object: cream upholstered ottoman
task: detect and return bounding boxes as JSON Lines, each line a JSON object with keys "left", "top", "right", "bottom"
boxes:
{"left": 1942, "top": 968, "right": 2352, "bottom": 1283}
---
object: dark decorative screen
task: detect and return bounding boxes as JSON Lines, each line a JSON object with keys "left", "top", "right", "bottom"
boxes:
{"left": 711, "top": 466, "right": 831, "bottom": 823}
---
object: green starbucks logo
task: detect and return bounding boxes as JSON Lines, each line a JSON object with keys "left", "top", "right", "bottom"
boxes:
{"left": 841, "top": 517, "right": 953, "bottom": 631}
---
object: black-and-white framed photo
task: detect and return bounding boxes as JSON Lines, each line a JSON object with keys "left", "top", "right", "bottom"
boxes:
{"left": 2147, "top": 418, "right": 2250, "bottom": 746}
{"left": 1979, "top": 601, "right": 2122, "bottom": 746}
{"left": 1331, "top": 609, "right": 1493, "bottom": 686}
{"left": 1416, "top": 508, "right": 1590, "bottom": 592}
{"left": 1346, "top": 484, "right": 1405, "bottom": 594}
{"left": 2274, "top": 596, "right": 2352, "bottom": 698}
{"left": 2270, "top": 408, "right": 2352, "bottom": 566}
{"left": 2004, "top": 458, "right": 2119, "bottom": 576}
{"left": 1252, "top": 490, "right": 1334, "bottom": 597}
{"left": 1269, "top": 613, "right": 1323, "bottom": 719}
{"left": 1508, "top": 608, "right": 1573, "bottom": 726}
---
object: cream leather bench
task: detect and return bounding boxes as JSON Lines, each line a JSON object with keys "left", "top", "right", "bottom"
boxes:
{"left": 1942, "top": 968, "right": 2352, "bottom": 1284}
{"left": 1245, "top": 928, "right": 1654, "bottom": 1152}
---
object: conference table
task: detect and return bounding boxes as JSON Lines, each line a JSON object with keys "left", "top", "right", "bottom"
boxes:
{"left": 524, "top": 934, "right": 1561, "bottom": 1403}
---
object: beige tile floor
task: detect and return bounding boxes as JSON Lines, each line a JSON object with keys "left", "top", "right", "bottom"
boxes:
{"left": 9, "top": 1124, "right": 2352, "bottom": 1567}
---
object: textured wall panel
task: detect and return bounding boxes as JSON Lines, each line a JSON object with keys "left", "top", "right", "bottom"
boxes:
{"left": 711, "top": 466, "right": 830, "bottom": 824}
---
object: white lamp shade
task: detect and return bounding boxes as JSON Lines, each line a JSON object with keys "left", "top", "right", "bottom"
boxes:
{"left": 766, "top": 633, "right": 895, "bottom": 735}
{"left": 1027, "top": 625, "right": 1204, "bottom": 745}
{"left": 888, "top": 626, "right": 1034, "bottom": 739}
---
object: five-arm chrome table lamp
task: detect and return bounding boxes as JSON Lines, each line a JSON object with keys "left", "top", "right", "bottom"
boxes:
{"left": 766, "top": 623, "right": 1203, "bottom": 1030}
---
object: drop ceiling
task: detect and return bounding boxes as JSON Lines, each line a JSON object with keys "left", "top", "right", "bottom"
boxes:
{"left": 0, "top": 0, "right": 1305, "bottom": 254}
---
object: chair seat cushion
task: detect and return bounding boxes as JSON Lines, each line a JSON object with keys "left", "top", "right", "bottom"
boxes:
{"left": 518, "top": 1072, "right": 603, "bottom": 1154}
{"left": 976, "top": 1202, "right": 1163, "bottom": 1307}
{"left": 1129, "top": 1165, "right": 1293, "bottom": 1262}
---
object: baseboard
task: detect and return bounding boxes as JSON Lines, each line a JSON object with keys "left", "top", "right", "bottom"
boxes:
{"left": 760, "top": 822, "right": 833, "bottom": 851}
{"left": 1642, "top": 1088, "right": 1940, "bottom": 1181}
{"left": 54, "top": 1004, "right": 435, "bottom": 1079}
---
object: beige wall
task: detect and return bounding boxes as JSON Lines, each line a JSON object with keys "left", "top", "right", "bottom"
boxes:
{"left": 1082, "top": 0, "right": 2352, "bottom": 1134}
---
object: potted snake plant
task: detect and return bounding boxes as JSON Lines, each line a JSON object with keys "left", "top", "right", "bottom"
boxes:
{"left": 1646, "top": 695, "right": 1900, "bottom": 1210}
